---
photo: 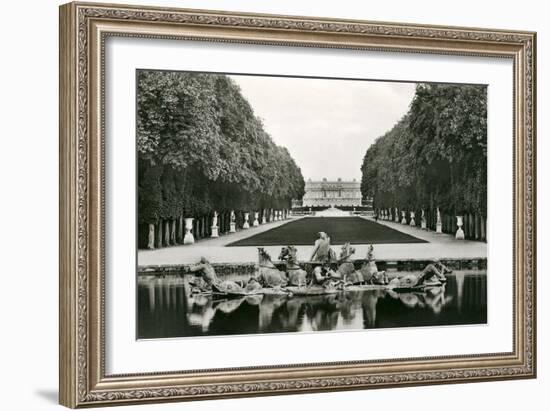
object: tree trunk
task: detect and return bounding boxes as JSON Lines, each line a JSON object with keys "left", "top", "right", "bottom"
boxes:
{"left": 196, "top": 217, "right": 201, "bottom": 239}
{"left": 170, "top": 220, "right": 176, "bottom": 244}
{"left": 178, "top": 215, "right": 184, "bottom": 243}
{"left": 147, "top": 223, "right": 155, "bottom": 249}
{"left": 156, "top": 221, "right": 163, "bottom": 249}
{"left": 164, "top": 220, "right": 170, "bottom": 246}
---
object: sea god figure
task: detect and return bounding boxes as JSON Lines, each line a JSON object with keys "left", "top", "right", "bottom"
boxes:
{"left": 188, "top": 257, "right": 220, "bottom": 290}
{"left": 188, "top": 257, "right": 245, "bottom": 294}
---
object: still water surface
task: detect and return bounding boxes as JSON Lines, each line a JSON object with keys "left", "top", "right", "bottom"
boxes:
{"left": 137, "top": 272, "right": 486, "bottom": 339}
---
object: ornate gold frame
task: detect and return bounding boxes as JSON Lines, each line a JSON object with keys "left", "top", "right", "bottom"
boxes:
{"left": 59, "top": 2, "right": 536, "bottom": 408}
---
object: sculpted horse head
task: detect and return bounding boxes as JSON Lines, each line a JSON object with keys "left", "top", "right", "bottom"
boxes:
{"left": 257, "top": 248, "right": 287, "bottom": 287}
{"left": 278, "top": 245, "right": 307, "bottom": 286}
{"left": 339, "top": 243, "right": 356, "bottom": 262}
{"left": 257, "top": 247, "right": 275, "bottom": 267}
{"left": 366, "top": 244, "right": 375, "bottom": 261}
{"left": 336, "top": 243, "right": 359, "bottom": 281}
{"left": 279, "top": 245, "right": 298, "bottom": 263}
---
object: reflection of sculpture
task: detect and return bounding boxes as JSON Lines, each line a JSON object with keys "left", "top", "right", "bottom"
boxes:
{"left": 276, "top": 297, "right": 306, "bottom": 331}
{"left": 339, "top": 291, "right": 362, "bottom": 323}
{"left": 258, "top": 294, "right": 288, "bottom": 330}
{"left": 386, "top": 285, "right": 452, "bottom": 314}
{"left": 362, "top": 289, "right": 385, "bottom": 328}
{"left": 423, "top": 285, "right": 453, "bottom": 314}
{"left": 279, "top": 246, "right": 307, "bottom": 286}
{"left": 306, "top": 295, "right": 341, "bottom": 331}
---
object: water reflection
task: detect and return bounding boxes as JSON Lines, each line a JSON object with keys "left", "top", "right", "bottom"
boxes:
{"left": 137, "top": 272, "right": 487, "bottom": 339}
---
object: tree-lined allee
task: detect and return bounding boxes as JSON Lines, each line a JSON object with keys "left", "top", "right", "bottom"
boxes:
{"left": 137, "top": 71, "right": 305, "bottom": 249}
{"left": 361, "top": 83, "right": 487, "bottom": 240}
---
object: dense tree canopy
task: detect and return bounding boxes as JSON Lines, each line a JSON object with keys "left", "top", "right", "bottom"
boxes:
{"left": 137, "top": 70, "right": 305, "bottom": 225}
{"left": 361, "top": 83, "right": 487, "bottom": 216}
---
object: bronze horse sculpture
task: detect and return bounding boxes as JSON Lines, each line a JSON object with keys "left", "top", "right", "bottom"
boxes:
{"left": 359, "top": 244, "right": 389, "bottom": 285}
{"left": 336, "top": 243, "right": 362, "bottom": 284}
{"left": 256, "top": 248, "right": 288, "bottom": 288}
{"left": 278, "top": 246, "right": 308, "bottom": 286}
{"left": 336, "top": 243, "right": 388, "bottom": 286}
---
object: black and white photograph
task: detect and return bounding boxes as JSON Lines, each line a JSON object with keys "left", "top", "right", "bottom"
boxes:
{"left": 136, "top": 71, "right": 488, "bottom": 339}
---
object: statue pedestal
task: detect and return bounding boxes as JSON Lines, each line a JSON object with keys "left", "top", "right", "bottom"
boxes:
{"left": 409, "top": 212, "right": 416, "bottom": 226}
{"left": 243, "top": 213, "right": 250, "bottom": 229}
{"left": 253, "top": 212, "right": 259, "bottom": 227}
{"left": 211, "top": 212, "right": 219, "bottom": 238}
{"left": 183, "top": 218, "right": 195, "bottom": 244}
{"left": 401, "top": 211, "right": 407, "bottom": 224}
{"left": 455, "top": 216, "right": 465, "bottom": 240}
{"left": 211, "top": 226, "right": 219, "bottom": 238}
{"left": 229, "top": 222, "right": 236, "bottom": 233}
{"left": 262, "top": 215, "right": 267, "bottom": 224}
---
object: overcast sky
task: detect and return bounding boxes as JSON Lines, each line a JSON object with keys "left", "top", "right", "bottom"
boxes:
{"left": 230, "top": 74, "right": 416, "bottom": 182}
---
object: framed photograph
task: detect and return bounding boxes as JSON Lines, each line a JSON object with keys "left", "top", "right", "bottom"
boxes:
{"left": 59, "top": 2, "right": 537, "bottom": 408}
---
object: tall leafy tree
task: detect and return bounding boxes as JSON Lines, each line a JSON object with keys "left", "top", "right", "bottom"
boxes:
{"left": 361, "top": 83, "right": 487, "bottom": 216}
{"left": 136, "top": 70, "right": 305, "bottom": 245}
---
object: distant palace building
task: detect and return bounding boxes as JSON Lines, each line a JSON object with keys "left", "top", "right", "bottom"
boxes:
{"left": 300, "top": 178, "right": 363, "bottom": 207}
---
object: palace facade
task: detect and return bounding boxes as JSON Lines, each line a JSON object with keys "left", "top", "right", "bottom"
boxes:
{"left": 301, "top": 178, "right": 362, "bottom": 207}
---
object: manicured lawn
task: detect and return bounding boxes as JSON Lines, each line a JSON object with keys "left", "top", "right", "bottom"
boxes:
{"left": 227, "top": 217, "right": 427, "bottom": 246}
